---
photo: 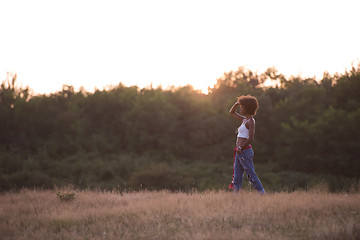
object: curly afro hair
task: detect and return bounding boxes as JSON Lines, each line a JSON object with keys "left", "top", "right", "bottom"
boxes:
{"left": 237, "top": 95, "right": 259, "bottom": 115}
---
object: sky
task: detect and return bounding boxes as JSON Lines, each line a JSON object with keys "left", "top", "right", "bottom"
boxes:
{"left": 0, "top": 0, "right": 359, "bottom": 94}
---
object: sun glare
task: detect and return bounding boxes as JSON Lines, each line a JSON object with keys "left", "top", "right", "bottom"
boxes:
{"left": 0, "top": 1, "right": 359, "bottom": 95}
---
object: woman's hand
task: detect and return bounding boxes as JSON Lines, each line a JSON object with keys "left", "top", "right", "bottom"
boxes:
{"left": 236, "top": 146, "right": 242, "bottom": 154}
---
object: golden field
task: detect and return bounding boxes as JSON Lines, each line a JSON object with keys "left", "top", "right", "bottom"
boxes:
{"left": 0, "top": 188, "right": 359, "bottom": 240}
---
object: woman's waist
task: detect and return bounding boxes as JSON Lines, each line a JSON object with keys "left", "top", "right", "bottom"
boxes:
{"left": 236, "top": 137, "right": 248, "bottom": 144}
{"left": 236, "top": 137, "right": 252, "bottom": 149}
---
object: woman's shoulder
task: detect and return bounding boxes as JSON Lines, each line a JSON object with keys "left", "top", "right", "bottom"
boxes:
{"left": 246, "top": 117, "right": 255, "bottom": 125}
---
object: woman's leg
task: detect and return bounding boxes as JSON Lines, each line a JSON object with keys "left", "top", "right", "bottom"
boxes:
{"left": 240, "top": 149, "right": 265, "bottom": 194}
{"left": 233, "top": 153, "right": 244, "bottom": 192}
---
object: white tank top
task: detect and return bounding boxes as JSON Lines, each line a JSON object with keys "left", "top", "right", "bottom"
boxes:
{"left": 237, "top": 118, "right": 251, "bottom": 139}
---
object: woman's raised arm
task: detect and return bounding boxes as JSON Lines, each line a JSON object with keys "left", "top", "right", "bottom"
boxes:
{"left": 229, "top": 102, "right": 244, "bottom": 120}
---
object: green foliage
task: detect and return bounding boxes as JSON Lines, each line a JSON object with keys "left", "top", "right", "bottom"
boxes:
{"left": 1, "top": 64, "right": 360, "bottom": 192}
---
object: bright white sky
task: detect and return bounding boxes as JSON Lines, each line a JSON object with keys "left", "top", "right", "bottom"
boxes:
{"left": 0, "top": 0, "right": 359, "bottom": 94}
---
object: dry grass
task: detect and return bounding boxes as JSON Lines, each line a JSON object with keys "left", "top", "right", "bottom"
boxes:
{"left": 0, "top": 188, "right": 359, "bottom": 240}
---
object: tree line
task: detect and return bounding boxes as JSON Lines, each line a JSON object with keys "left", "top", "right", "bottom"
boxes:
{"left": 1, "top": 65, "right": 359, "bottom": 192}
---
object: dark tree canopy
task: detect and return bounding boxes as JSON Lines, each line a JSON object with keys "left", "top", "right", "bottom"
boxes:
{"left": 1, "top": 64, "right": 359, "bottom": 192}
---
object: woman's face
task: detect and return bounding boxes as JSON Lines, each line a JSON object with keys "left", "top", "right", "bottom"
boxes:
{"left": 239, "top": 104, "right": 247, "bottom": 115}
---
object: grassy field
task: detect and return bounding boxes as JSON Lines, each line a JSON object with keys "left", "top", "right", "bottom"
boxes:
{"left": 0, "top": 188, "right": 359, "bottom": 240}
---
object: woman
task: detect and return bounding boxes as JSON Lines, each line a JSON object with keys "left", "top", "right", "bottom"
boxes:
{"left": 229, "top": 95, "right": 265, "bottom": 194}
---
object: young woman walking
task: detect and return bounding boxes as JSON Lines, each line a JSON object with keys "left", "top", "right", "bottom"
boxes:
{"left": 229, "top": 95, "right": 265, "bottom": 194}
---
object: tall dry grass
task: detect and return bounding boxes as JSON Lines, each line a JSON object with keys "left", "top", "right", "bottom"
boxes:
{"left": 0, "top": 188, "right": 359, "bottom": 240}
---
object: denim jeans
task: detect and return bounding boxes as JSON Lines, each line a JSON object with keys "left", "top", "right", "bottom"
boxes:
{"left": 233, "top": 148, "right": 265, "bottom": 194}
